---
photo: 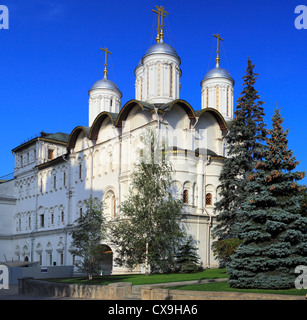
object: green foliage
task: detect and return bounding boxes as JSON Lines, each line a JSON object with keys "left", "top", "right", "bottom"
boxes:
{"left": 47, "top": 268, "right": 228, "bottom": 286}
{"left": 169, "top": 281, "right": 307, "bottom": 296}
{"left": 176, "top": 236, "right": 202, "bottom": 273}
{"left": 212, "top": 238, "right": 243, "bottom": 265}
{"left": 109, "top": 128, "right": 185, "bottom": 274}
{"left": 69, "top": 196, "right": 107, "bottom": 278}
{"left": 227, "top": 108, "right": 307, "bottom": 289}
{"left": 213, "top": 59, "right": 267, "bottom": 241}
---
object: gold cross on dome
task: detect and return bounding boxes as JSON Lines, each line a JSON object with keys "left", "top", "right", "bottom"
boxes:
{"left": 100, "top": 47, "right": 112, "bottom": 77}
{"left": 213, "top": 34, "right": 224, "bottom": 66}
{"left": 152, "top": 5, "right": 169, "bottom": 43}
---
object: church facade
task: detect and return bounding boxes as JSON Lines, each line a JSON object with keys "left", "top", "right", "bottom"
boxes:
{"left": 0, "top": 7, "right": 235, "bottom": 274}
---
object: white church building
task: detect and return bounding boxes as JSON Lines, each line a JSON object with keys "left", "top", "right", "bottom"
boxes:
{"left": 0, "top": 6, "right": 235, "bottom": 274}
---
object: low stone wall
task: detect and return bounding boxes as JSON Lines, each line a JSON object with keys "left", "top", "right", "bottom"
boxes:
{"left": 18, "top": 277, "right": 305, "bottom": 300}
{"left": 141, "top": 287, "right": 305, "bottom": 300}
{"left": 18, "top": 278, "right": 132, "bottom": 300}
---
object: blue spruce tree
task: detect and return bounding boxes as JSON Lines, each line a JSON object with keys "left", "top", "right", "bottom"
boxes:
{"left": 213, "top": 59, "right": 266, "bottom": 241}
{"left": 227, "top": 108, "right": 307, "bottom": 289}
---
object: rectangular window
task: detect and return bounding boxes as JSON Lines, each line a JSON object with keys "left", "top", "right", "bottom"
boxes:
{"left": 48, "top": 149, "right": 54, "bottom": 160}
{"left": 53, "top": 175, "right": 56, "bottom": 189}
{"left": 49, "top": 254, "right": 52, "bottom": 266}
{"left": 63, "top": 172, "right": 66, "bottom": 186}
{"left": 60, "top": 253, "right": 64, "bottom": 265}
{"left": 79, "top": 164, "right": 82, "bottom": 179}
{"left": 206, "top": 193, "right": 213, "bottom": 206}
{"left": 40, "top": 214, "right": 45, "bottom": 227}
{"left": 61, "top": 211, "right": 64, "bottom": 223}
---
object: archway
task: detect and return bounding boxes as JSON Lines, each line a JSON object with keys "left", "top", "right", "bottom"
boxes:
{"left": 98, "top": 244, "right": 113, "bottom": 275}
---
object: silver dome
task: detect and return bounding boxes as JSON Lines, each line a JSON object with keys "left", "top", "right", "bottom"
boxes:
{"left": 135, "top": 40, "right": 181, "bottom": 75}
{"left": 89, "top": 76, "right": 122, "bottom": 97}
{"left": 143, "top": 42, "right": 180, "bottom": 61}
{"left": 202, "top": 66, "right": 234, "bottom": 84}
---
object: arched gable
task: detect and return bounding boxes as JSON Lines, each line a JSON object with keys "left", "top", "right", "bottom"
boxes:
{"left": 162, "top": 99, "right": 196, "bottom": 119}
{"left": 196, "top": 108, "right": 227, "bottom": 134}
{"left": 89, "top": 111, "right": 117, "bottom": 141}
{"left": 115, "top": 99, "right": 154, "bottom": 128}
{"left": 68, "top": 126, "right": 90, "bottom": 150}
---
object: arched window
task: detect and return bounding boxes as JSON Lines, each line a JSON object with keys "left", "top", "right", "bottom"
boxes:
{"left": 79, "top": 164, "right": 82, "bottom": 179}
{"left": 205, "top": 193, "right": 213, "bottom": 206}
{"left": 105, "top": 190, "right": 116, "bottom": 218}
{"left": 183, "top": 190, "right": 189, "bottom": 204}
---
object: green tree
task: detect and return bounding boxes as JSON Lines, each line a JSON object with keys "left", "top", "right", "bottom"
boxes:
{"left": 69, "top": 196, "right": 106, "bottom": 279}
{"left": 212, "top": 59, "right": 267, "bottom": 241}
{"left": 227, "top": 108, "right": 307, "bottom": 289}
{"left": 176, "top": 236, "right": 202, "bottom": 273}
{"left": 212, "top": 238, "right": 243, "bottom": 266}
{"left": 109, "top": 128, "right": 185, "bottom": 275}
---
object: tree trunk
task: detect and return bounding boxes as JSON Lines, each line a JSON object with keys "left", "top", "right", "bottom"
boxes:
{"left": 145, "top": 242, "right": 149, "bottom": 276}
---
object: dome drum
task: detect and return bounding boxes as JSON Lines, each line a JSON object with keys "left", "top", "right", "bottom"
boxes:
{"left": 88, "top": 76, "right": 122, "bottom": 126}
{"left": 135, "top": 41, "right": 182, "bottom": 105}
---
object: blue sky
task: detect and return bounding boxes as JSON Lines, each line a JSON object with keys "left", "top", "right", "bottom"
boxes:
{"left": 0, "top": 0, "right": 306, "bottom": 184}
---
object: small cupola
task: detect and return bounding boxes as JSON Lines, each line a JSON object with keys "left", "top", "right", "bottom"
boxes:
{"left": 201, "top": 34, "right": 234, "bottom": 122}
{"left": 135, "top": 5, "right": 181, "bottom": 105}
{"left": 88, "top": 48, "right": 122, "bottom": 126}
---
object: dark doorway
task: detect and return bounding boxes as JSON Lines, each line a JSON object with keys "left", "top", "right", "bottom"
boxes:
{"left": 98, "top": 244, "right": 113, "bottom": 275}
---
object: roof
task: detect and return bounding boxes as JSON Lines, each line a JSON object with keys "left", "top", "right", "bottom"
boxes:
{"left": 143, "top": 42, "right": 180, "bottom": 60}
{"left": 89, "top": 75, "right": 122, "bottom": 97}
{"left": 36, "top": 153, "right": 68, "bottom": 170}
{"left": 41, "top": 132, "right": 70, "bottom": 144}
{"left": 201, "top": 66, "right": 234, "bottom": 84}
{"left": 1, "top": 261, "right": 39, "bottom": 267}
{"left": 12, "top": 132, "right": 70, "bottom": 153}
{"left": 135, "top": 39, "right": 181, "bottom": 73}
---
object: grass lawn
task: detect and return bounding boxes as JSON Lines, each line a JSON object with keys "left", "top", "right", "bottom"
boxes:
{"left": 169, "top": 281, "right": 307, "bottom": 296}
{"left": 47, "top": 268, "right": 228, "bottom": 286}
